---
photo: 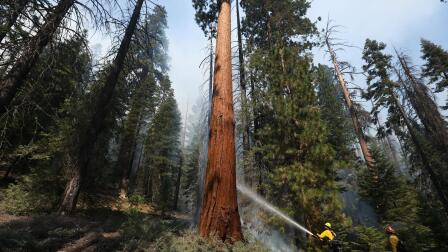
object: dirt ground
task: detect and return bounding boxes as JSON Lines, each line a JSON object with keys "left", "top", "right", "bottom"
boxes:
{"left": 0, "top": 207, "right": 191, "bottom": 252}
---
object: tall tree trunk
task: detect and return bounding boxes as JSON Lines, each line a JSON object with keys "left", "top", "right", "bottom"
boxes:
{"left": 0, "top": 0, "right": 29, "bottom": 44}
{"left": 0, "top": 0, "right": 75, "bottom": 114}
{"left": 58, "top": 0, "right": 145, "bottom": 215}
{"left": 173, "top": 157, "right": 182, "bottom": 210}
{"left": 236, "top": 0, "right": 250, "bottom": 171}
{"left": 391, "top": 92, "right": 448, "bottom": 214}
{"left": 174, "top": 101, "right": 189, "bottom": 210}
{"left": 326, "top": 41, "right": 375, "bottom": 169}
{"left": 118, "top": 116, "right": 141, "bottom": 199}
{"left": 198, "top": 0, "right": 243, "bottom": 241}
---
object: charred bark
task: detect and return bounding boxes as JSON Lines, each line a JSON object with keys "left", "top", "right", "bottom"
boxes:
{"left": 0, "top": 0, "right": 75, "bottom": 114}
{"left": 58, "top": 0, "right": 145, "bottom": 214}
{"left": 0, "top": 0, "right": 29, "bottom": 44}
{"left": 326, "top": 41, "right": 375, "bottom": 170}
{"left": 198, "top": 0, "right": 243, "bottom": 241}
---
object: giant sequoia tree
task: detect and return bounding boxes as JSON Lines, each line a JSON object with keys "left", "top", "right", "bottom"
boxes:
{"left": 197, "top": 0, "right": 243, "bottom": 241}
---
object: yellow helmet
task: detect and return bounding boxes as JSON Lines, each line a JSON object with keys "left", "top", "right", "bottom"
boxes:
{"left": 325, "top": 223, "right": 332, "bottom": 229}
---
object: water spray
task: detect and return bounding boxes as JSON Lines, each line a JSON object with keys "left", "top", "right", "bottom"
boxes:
{"left": 237, "top": 184, "right": 315, "bottom": 237}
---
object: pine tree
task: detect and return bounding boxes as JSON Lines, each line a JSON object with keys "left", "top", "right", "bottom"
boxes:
{"left": 117, "top": 5, "right": 168, "bottom": 199}
{"left": 241, "top": 1, "right": 346, "bottom": 248}
{"left": 145, "top": 94, "right": 181, "bottom": 211}
{"left": 0, "top": 0, "right": 29, "bottom": 44}
{"left": 363, "top": 38, "right": 448, "bottom": 215}
{"left": 0, "top": 0, "right": 76, "bottom": 114}
{"left": 316, "top": 65, "right": 357, "bottom": 164}
{"left": 396, "top": 52, "right": 448, "bottom": 166}
{"left": 58, "top": 0, "right": 146, "bottom": 214}
{"left": 0, "top": 33, "right": 91, "bottom": 179}
{"left": 358, "top": 145, "right": 436, "bottom": 251}
{"left": 420, "top": 39, "right": 448, "bottom": 108}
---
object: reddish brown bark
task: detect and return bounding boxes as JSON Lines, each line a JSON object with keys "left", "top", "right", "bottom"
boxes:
{"left": 198, "top": 0, "right": 243, "bottom": 241}
{"left": 326, "top": 40, "right": 375, "bottom": 170}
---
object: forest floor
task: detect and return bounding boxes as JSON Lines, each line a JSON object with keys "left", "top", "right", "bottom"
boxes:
{"left": 0, "top": 201, "right": 191, "bottom": 251}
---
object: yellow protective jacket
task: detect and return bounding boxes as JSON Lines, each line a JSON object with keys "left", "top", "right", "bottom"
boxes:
{"left": 389, "top": 234, "right": 399, "bottom": 252}
{"left": 318, "top": 230, "right": 335, "bottom": 241}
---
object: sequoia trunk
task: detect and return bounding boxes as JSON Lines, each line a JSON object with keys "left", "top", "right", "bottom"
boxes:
{"left": 198, "top": 0, "right": 243, "bottom": 241}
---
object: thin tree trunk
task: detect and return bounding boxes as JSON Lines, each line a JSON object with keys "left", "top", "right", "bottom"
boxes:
{"left": 173, "top": 157, "right": 182, "bottom": 210}
{"left": 326, "top": 41, "right": 375, "bottom": 170}
{"left": 58, "top": 0, "right": 145, "bottom": 215}
{"left": 0, "top": 0, "right": 75, "bottom": 114}
{"left": 198, "top": 0, "right": 243, "bottom": 241}
{"left": 0, "top": 0, "right": 28, "bottom": 44}
{"left": 118, "top": 96, "right": 145, "bottom": 199}
{"left": 174, "top": 101, "right": 189, "bottom": 210}
{"left": 236, "top": 0, "right": 250, "bottom": 170}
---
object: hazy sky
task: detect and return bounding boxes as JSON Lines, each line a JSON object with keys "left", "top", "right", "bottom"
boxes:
{"left": 89, "top": 0, "right": 448, "bottom": 119}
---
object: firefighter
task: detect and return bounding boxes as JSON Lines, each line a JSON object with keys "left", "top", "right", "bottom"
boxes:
{"left": 385, "top": 225, "right": 402, "bottom": 252}
{"left": 317, "top": 223, "right": 341, "bottom": 252}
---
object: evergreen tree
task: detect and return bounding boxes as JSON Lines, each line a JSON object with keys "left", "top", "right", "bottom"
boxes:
{"left": 117, "top": 6, "right": 168, "bottom": 199}
{"left": 58, "top": 0, "right": 146, "bottom": 214}
{"left": 316, "top": 65, "right": 357, "bottom": 164}
{"left": 363, "top": 39, "right": 448, "bottom": 214}
{"left": 358, "top": 145, "right": 435, "bottom": 251}
{"left": 145, "top": 94, "right": 181, "bottom": 211}
{"left": 421, "top": 39, "right": 448, "bottom": 108}
{"left": 241, "top": 1, "right": 346, "bottom": 249}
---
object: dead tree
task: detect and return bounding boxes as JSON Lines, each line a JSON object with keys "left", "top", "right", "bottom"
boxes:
{"left": 324, "top": 30, "right": 375, "bottom": 170}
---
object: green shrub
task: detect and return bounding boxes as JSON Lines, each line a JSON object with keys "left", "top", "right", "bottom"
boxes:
{"left": 0, "top": 172, "right": 62, "bottom": 215}
{"left": 128, "top": 193, "right": 146, "bottom": 207}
